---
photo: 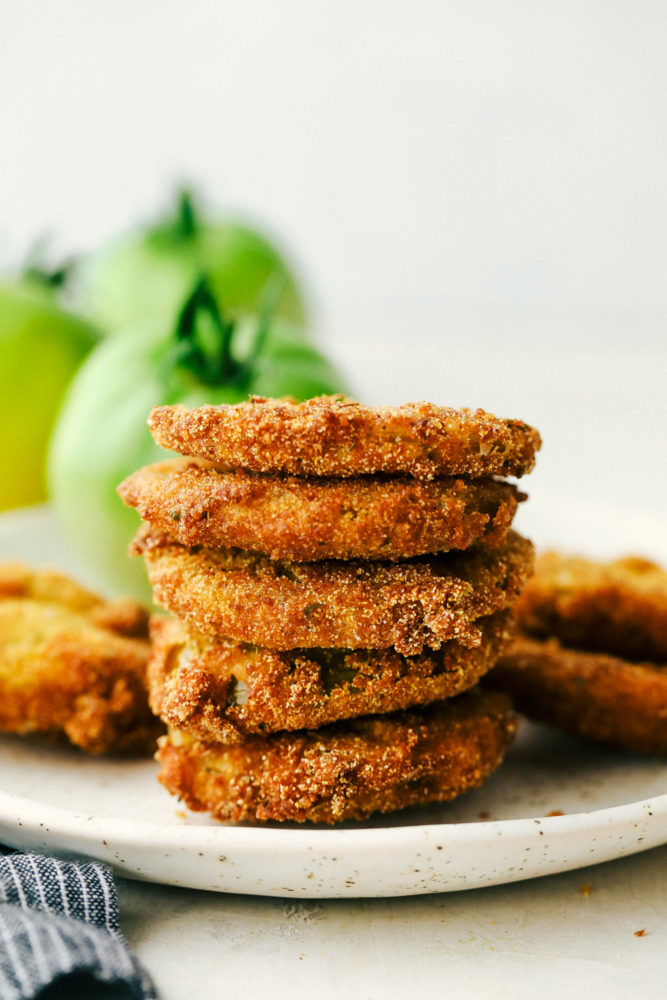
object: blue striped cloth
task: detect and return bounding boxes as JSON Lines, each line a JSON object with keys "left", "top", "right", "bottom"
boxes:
{"left": 0, "top": 853, "right": 156, "bottom": 999}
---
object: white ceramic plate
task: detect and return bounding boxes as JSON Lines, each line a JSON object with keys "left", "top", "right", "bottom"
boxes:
{"left": 0, "top": 501, "right": 666, "bottom": 899}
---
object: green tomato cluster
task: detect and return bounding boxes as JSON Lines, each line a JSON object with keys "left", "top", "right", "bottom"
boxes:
{"left": 3, "top": 190, "right": 348, "bottom": 597}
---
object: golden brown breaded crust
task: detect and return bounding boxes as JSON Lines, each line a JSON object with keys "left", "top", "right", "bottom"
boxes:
{"left": 148, "top": 396, "right": 541, "bottom": 481}
{"left": 119, "top": 459, "right": 524, "bottom": 562}
{"left": 148, "top": 610, "right": 514, "bottom": 742}
{"left": 491, "top": 633, "right": 667, "bottom": 754}
{"left": 132, "top": 528, "right": 533, "bottom": 656}
{"left": 0, "top": 561, "right": 161, "bottom": 755}
{"left": 514, "top": 552, "right": 667, "bottom": 663}
{"left": 0, "top": 561, "right": 149, "bottom": 638}
{"left": 156, "top": 688, "right": 517, "bottom": 824}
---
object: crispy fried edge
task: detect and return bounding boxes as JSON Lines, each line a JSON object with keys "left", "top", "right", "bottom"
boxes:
{"left": 490, "top": 632, "right": 667, "bottom": 754}
{"left": 148, "top": 609, "right": 514, "bottom": 741}
{"left": 118, "top": 460, "right": 523, "bottom": 561}
{"left": 156, "top": 688, "right": 517, "bottom": 824}
{"left": 514, "top": 551, "right": 667, "bottom": 663}
{"left": 148, "top": 396, "right": 541, "bottom": 481}
{"left": 0, "top": 562, "right": 159, "bottom": 755}
{"left": 0, "top": 561, "right": 149, "bottom": 638}
{"left": 133, "top": 528, "right": 534, "bottom": 655}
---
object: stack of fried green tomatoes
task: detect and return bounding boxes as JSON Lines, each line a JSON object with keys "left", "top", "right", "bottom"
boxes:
{"left": 119, "top": 394, "right": 541, "bottom": 825}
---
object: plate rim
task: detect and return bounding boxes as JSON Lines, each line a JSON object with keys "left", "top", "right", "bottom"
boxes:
{"left": 2, "top": 782, "right": 667, "bottom": 848}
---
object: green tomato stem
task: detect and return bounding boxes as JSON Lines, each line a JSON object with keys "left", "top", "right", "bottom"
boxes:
{"left": 152, "top": 188, "right": 201, "bottom": 247}
{"left": 21, "top": 235, "right": 73, "bottom": 290}
{"left": 176, "top": 189, "right": 198, "bottom": 239}
{"left": 174, "top": 275, "right": 242, "bottom": 384}
{"left": 167, "top": 271, "right": 297, "bottom": 393}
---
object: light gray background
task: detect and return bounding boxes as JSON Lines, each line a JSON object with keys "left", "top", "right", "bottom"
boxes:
{"left": 2, "top": 1, "right": 666, "bottom": 337}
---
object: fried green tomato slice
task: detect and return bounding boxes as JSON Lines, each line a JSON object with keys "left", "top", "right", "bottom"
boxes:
{"left": 131, "top": 528, "right": 533, "bottom": 656}
{"left": 148, "top": 396, "right": 541, "bottom": 481}
{"left": 148, "top": 609, "right": 513, "bottom": 742}
{"left": 491, "top": 633, "right": 667, "bottom": 754}
{"left": 156, "top": 688, "right": 517, "bottom": 824}
{"left": 514, "top": 551, "right": 667, "bottom": 663}
{"left": 0, "top": 561, "right": 161, "bottom": 755}
{"left": 118, "top": 458, "right": 524, "bottom": 562}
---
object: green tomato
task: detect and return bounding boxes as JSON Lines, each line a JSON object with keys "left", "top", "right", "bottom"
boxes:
{"left": 0, "top": 279, "right": 98, "bottom": 510}
{"left": 82, "top": 191, "right": 308, "bottom": 333}
{"left": 48, "top": 282, "right": 347, "bottom": 600}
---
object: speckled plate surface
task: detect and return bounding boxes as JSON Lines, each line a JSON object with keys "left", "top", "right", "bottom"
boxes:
{"left": 0, "top": 503, "right": 666, "bottom": 898}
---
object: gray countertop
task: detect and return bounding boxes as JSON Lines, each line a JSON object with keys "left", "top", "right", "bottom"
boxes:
{"left": 118, "top": 843, "right": 667, "bottom": 1000}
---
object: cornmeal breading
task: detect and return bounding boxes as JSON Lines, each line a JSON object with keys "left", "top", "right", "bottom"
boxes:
{"left": 0, "top": 561, "right": 160, "bottom": 755}
{"left": 514, "top": 552, "right": 667, "bottom": 663}
{"left": 132, "top": 528, "right": 534, "bottom": 656}
{"left": 148, "top": 610, "right": 513, "bottom": 742}
{"left": 148, "top": 396, "right": 541, "bottom": 481}
{"left": 118, "top": 459, "right": 523, "bottom": 561}
{"left": 492, "top": 633, "right": 667, "bottom": 754}
{"left": 156, "top": 688, "right": 517, "bottom": 824}
{"left": 0, "top": 561, "right": 149, "bottom": 638}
